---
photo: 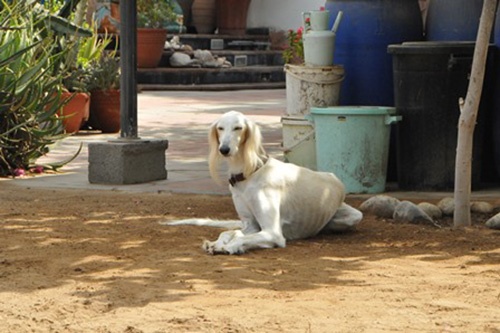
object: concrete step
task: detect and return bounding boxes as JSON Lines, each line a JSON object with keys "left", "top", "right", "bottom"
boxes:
{"left": 172, "top": 33, "right": 271, "bottom": 51}
{"left": 138, "top": 81, "right": 285, "bottom": 91}
{"left": 159, "top": 49, "right": 285, "bottom": 67}
{"left": 137, "top": 65, "right": 285, "bottom": 86}
{"left": 139, "top": 32, "right": 285, "bottom": 90}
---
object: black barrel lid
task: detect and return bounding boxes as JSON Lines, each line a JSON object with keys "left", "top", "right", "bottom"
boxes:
{"left": 388, "top": 41, "right": 477, "bottom": 54}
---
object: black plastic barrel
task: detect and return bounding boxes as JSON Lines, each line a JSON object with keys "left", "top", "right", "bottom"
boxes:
{"left": 426, "top": 0, "right": 484, "bottom": 41}
{"left": 388, "top": 42, "right": 489, "bottom": 190}
{"left": 492, "top": 9, "right": 500, "bottom": 180}
{"left": 325, "top": 0, "right": 423, "bottom": 106}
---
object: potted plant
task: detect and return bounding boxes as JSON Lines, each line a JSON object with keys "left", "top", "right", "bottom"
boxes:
{"left": 53, "top": 0, "right": 94, "bottom": 134}
{"left": 136, "top": 0, "right": 176, "bottom": 68}
{"left": 59, "top": 68, "right": 91, "bottom": 134}
{"left": 87, "top": 51, "right": 121, "bottom": 133}
{"left": 282, "top": 27, "right": 304, "bottom": 65}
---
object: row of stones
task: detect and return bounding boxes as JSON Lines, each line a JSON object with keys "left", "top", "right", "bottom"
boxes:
{"left": 358, "top": 195, "right": 500, "bottom": 230}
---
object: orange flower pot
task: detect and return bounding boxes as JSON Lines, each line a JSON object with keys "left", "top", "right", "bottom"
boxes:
{"left": 137, "top": 28, "right": 167, "bottom": 68}
{"left": 59, "top": 92, "right": 90, "bottom": 134}
{"left": 89, "top": 90, "right": 121, "bottom": 133}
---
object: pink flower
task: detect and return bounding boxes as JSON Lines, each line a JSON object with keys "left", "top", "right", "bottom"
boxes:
{"left": 305, "top": 17, "right": 310, "bottom": 23}
{"left": 320, "top": 6, "right": 325, "bottom": 11}
{"left": 31, "top": 166, "right": 44, "bottom": 174}
{"left": 13, "top": 168, "right": 26, "bottom": 177}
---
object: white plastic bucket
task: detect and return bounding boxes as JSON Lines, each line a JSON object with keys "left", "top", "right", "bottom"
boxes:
{"left": 284, "top": 64, "right": 344, "bottom": 116}
{"left": 281, "top": 116, "right": 316, "bottom": 170}
{"left": 303, "top": 30, "right": 336, "bottom": 66}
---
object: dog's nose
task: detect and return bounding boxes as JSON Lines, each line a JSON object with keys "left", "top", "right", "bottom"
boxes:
{"left": 219, "top": 146, "right": 230, "bottom": 156}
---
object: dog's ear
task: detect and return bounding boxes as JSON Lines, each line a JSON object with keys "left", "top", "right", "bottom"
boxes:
{"left": 240, "top": 118, "right": 266, "bottom": 177}
{"left": 208, "top": 120, "right": 222, "bottom": 183}
{"left": 208, "top": 120, "right": 219, "bottom": 147}
{"left": 242, "top": 118, "right": 262, "bottom": 152}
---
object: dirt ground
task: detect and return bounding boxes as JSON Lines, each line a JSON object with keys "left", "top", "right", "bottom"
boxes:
{"left": 0, "top": 182, "right": 499, "bottom": 333}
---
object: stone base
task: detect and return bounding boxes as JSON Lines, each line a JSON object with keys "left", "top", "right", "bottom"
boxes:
{"left": 88, "top": 139, "right": 169, "bottom": 184}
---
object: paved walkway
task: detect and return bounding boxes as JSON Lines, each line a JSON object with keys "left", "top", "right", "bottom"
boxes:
{"left": 2, "top": 90, "right": 286, "bottom": 195}
{"left": 2, "top": 89, "right": 499, "bottom": 200}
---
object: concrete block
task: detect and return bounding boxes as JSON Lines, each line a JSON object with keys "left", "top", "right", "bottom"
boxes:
{"left": 88, "top": 139, "right": 169, "bottom": 184}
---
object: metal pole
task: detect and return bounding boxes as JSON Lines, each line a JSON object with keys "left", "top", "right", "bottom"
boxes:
{"left": 119, "top": 0, "right": 138, "bottom": 139}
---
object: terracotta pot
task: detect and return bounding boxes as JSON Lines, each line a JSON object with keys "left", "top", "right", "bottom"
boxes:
{"left": 216, "top": 0, "right": 251, "bottom": 35}
{"left": 89, "top": 90, "right": 121, "bottom": 133}
{"left": 59, "top": 92, "right": 90, "bottom": 134}
{"left": 111, "top": 2, "right": 120, "bottom": 21}
{"left": 137, "top": 28, "right": 168, "bottom": 68}
{"left": 192, "top": 0, "right": 216, "bottom": 34}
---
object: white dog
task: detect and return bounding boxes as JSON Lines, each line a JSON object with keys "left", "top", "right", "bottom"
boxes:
{"left": 162, "top": 111, "right": 363, "bottom": 254}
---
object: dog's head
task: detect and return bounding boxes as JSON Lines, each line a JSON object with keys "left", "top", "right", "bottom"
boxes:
{"left": 208, "top": 111, "right": 266, "bottom": 181}
{"left": 209, "top": 111, "right": 253, "bottom": 158}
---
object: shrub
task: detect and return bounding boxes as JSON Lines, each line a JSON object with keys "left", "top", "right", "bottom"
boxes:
{"left": 0, "top": 0, "right": 83, "bottom": 176}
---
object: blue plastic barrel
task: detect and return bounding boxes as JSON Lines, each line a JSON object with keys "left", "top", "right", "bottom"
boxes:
{"left": 325, "top": 0, "right": 423, "bottom": 106}
{"left": 426, "top": 0, "right": 484, "bottom": 41}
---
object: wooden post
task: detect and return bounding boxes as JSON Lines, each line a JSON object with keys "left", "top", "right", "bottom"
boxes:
{"left": 453, "top": 0, "right": 498, "bottom": 227}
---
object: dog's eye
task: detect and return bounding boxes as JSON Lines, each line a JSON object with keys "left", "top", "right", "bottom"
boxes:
{"left": 217, "top": 126, "right": 224, "bottom": 131}
{"left": 233, "top": 126, "right": 243, "bottom": 131}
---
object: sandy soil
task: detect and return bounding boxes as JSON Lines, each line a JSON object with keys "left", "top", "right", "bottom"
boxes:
{"left": 0, "top": 183, "right": 499, "bottom": 333}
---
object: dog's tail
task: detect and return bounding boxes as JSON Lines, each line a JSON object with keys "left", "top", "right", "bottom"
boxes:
{"left": 159, "top": 219, "right": 242, "bottom": 229}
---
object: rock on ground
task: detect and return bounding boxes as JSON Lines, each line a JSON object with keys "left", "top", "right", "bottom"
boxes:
{"left": 485, "top": 213, "right": 500, "bottom": 230}
{"left": 359, "top": 195, "right": 401, "bottom": 218}
{"left": 471, "top": 201, "right": 494, "bottom": 214}
{"left": 393, "top": 201, "right": 437, "bottom": 226}
{"left": 418, "top": 202, "right": 443, "bottom": 220}
{"left": 437, "top": 197, "right": 454, "bottom": 216}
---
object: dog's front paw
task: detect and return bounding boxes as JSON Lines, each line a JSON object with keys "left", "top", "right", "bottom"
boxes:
{"left": 202, "top": 240, "right": 228, "bottom": 255}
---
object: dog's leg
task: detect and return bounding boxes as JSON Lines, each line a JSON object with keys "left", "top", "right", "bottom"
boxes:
{"left": 323, "top": 203, "right": 363, "bottom": 232}
{"left": 202, "top": 230, "right": 243, "bottom": 255}
{"left": 204, "top": 192, "right": 286, "bottom": 254}
{"left": 203, "top": 229, "right": 285, "bottom": 255}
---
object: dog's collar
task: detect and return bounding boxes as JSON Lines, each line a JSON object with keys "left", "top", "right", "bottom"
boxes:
{"left": 229, "top": 173, "right": 246, "bottom": 187}
{"left": 229, "top": 156, "right": 268, "bottom": 187}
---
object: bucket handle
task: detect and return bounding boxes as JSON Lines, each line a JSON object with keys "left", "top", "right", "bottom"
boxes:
{"left": 385, "top": 115, "right": 402, "bottom": 125}
{"left": 284, "top": 67, "right": 345, "bottom": 85}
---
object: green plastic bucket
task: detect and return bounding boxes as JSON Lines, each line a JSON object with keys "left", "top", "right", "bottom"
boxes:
{"left": 308, "top": 106, "right": 401, "bottom": 194}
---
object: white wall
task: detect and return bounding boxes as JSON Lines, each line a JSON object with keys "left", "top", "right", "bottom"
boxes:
{"left": 247, "top": 0, "right": 326, "bottom": 31}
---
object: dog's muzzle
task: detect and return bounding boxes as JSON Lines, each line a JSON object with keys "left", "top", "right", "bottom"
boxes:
{"left": 219, "top": 145, "right": 230, "bottom": 156}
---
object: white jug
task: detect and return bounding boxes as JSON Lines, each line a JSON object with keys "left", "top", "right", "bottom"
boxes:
{"left": 303, "top": 10, "right": 330, "bottom": 31}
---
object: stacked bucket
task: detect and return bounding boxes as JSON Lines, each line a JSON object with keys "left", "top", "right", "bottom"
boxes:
{"left": 283, "top": 6, "right": 403, "bottom": 194}
{"left": 282, "top": 9, "right": 343, "bottom": 171}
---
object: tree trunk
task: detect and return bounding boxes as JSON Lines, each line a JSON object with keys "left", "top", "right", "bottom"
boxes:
{"left": 453, "top": 0, "right": 498, "bottom": 228}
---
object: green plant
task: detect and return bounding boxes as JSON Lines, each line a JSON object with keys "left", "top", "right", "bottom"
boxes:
{"left": 136, "top": 0, "right": 176, "bottom": 29}
{"left": 282, "top": 27, "right": 304, "bottom": 65}
{"left": 0, "top": 0, "right": 92, "bottom": 176}
{"left": 53, "top": 0, "right": 94, "bottom": 92}
{"left": 61, "top": 23, "right": 114, "bottom": 92}
{"left": 0, "top": 0, "right": 67, "bottom": 176}
{"left": 87, "top": 51, "right": 120, "bottom": 91}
